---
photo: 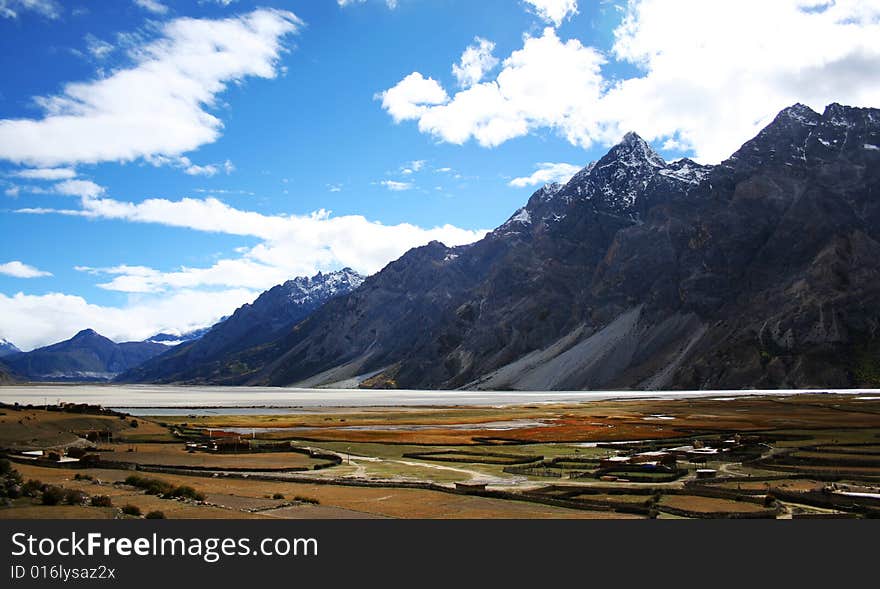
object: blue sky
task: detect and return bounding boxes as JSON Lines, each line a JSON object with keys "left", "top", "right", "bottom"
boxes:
{"left": 1, "top": 0, "right": 878, "bottom": 349}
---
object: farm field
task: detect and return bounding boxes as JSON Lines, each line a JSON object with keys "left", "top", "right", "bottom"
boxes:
{"left": 1, "top": 392, "right": 880, "bottom": 519}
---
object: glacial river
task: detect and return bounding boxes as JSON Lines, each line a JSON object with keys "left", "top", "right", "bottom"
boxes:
{"left": 1, "top": 384, "right": 878, "bottom": 416}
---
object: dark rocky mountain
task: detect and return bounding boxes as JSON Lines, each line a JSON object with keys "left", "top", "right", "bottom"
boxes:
{"left": 2, "top": 329, "right": 167, "bottom": 382}
{"left": 140, "top": 102, "right": 880, "bottom": 391}
{"left": 119, "top": 268, "right": 365, "bottom": 383}
{"left": 0, "top": 338, "right": 20, "bottom": 358}
{"left": 0, "top": 361, "right": 14, "bottom": 385}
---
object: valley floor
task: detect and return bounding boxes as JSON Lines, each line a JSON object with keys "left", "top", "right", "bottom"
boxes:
{"left": 1, "top": 392, "right": 879, "bottom": 519}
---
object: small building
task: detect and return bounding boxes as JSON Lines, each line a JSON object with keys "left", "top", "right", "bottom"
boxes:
{"left": 632, "top": 451, "right": 677, "bottom": 467}
{"left": 696, "top": 469, "right": 717, "bottom": 479}
{"left": 600, "top": 455, "right": 632, "bottom": 468}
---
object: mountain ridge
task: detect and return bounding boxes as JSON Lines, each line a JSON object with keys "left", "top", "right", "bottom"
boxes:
{"left": 2, "top": 329, "right": 167, "bottom": 382}
{"left": 182, "top": 102, "right": 880, "bottom": 390}
{"left": 118, "top": 268, "right": 365, "bottom": 383}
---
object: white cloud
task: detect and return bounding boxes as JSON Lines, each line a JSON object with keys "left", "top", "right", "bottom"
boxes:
{"left": 327, "top": 183, "right": 342, "bottom": 192}
{"left": 338, "top": 0, "right": 398, "bottom": 8}
{"left": 53, "top": 179, "right": 105, "bottom": 198}
{"left": 0, "top": 0, "right": 61, "bottom": 19}
{"left": 0, "top": 289, "right": 255, "bottom": 351}
{"left": 132, "top": 0, "right": 168, "bottom": 15}
{"left": 377, "top": 72, "right": 449, "bottom": 122}
{"left": 4, "top": 186, "right": 20, "bottom": 197}
{"left": 400, "top": 159, "right": 426, "bottom": 175}
{"left": 0, "top": 9, "right": 300, "bottom": 167}
{"left": 452, "top": 37, "right": 499, "bottom": 88}
{"left": 183, "top": 159, "right": 234, "bottom": 177}
{"left": 0, "top": 261, "right": 52, "bottom": 279}
{"left": 598, "top": 0, "right": 880, "bottom": 161}
{"left": 381, "top": 180, "right": 414, "bottom": 191}
{"left": 10, "top": 167, "right": 77, "bottom": 180}
{"left": 382, "top": 1, "right": 880, "bottom": 163}
{"left": 383, "top": 28, "right": 605, "bottom": 148}
{"left": 84, "top": 34, "right": 115, "bottom": 60}
{"left": 523, "top": 0, "right": 578, "bottom": 27}
{"left": 509, "top": 162, "right": 581, "bottom": 187}
{"left": 18, "top": 192, "right": 487, "bottom": 294}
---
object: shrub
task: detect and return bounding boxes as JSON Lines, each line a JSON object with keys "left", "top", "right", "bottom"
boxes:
{"left": 91, "top": 495, "right": 113, "bottom": 507}
{"left": 21, "top": 479, "right": 43, "bottom": 497}
{"left": 272, "top": 493, "right": 285, "bottom": 500}
{"left": 124, "top": 475, "right": 204, "bottom": 501}
{"left": 63, "top": 489, "right": 88, "bottom": 505}
{"left": 145, "top": 511, "right": 166, "bottom": 519}
{"left": 294, "top": 495, "right": 320, "bottom": 505}
{"left": 46, "top": 452, "right": 61, "bottom": 462}
{"left": 169, "top": 485, "right": 204, "bottom": 501}
{"left": 130, "top": 420, "right": 139, "bottom": 428}
{"left": 0, "top": 458, "right": 12, "bottom": 476}
{"left": 73, "top": 473, "right": 94, "bottom": 481}
{"left": 121, "top": 504, "right": 142, "bottom": 517}
{"left": 41, "top": 486, "right": 65, "bottom": 505}
{"left": 67, "top": 447, "right": 87, "bottom": 459}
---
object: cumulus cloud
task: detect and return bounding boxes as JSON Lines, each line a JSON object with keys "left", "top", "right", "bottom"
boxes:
{"left": 0, "top": 9, "right": 300, "bottom": 167}
{"left": 0, "top": 289, "right": 256, "bottom": 351}
{"left": 0, "top": 0, "right": 61, "bottom": 19}
{"left": 384, "top": 28, "right": 605, "bottom": 148}
{"left": 452, "top": 37, "right": 499, "bottom": 88}
{"left": 381, "top": 0, "right": 880, "bottom": 163}
{"left": 0, "top": 261, "right": 52, "bottom": 278}
{"left": 523, "top": 0, "right": 578, "bottom": 27}
{"left": 509, "top": 162, "right": 581, "bottom": 187}
{"left": 378, "top": 72, "right": 449, "bottom": 122}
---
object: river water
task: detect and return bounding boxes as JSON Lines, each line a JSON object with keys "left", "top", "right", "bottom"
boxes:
{"left": 0, "top": 384, "right": 876, "bottom": 415}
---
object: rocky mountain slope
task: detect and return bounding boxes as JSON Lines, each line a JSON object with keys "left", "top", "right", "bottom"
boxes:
{"left": 119, "top": 268, "right": 365, "bottom": 383}
{"left": 2, "top": 329, "right": 167, "bottom": 382}
{"left": 138, "top": 102, "right": 880, "bottom": 391}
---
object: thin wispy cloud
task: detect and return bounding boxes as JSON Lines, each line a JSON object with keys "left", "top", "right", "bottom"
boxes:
{"left": 0, "top": 9, "right": 301, "bottom": 167}
{"left": 509, "top": 162, "right": 581, "bottom": 188}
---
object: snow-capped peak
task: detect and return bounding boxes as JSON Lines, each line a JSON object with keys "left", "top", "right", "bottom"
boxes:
{"left": 617, "top": 131, "right": 667, "bottom": 169}
{"left": 285, "top": 268, "right": 365, "bottom": 306}
{"left": 0, "top": 337, "right": 20, "bottom": 357}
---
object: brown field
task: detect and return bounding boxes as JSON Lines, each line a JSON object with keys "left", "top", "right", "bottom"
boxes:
{"left": 0, "top": 408, "right": 171, "bottom": 448}
{"left": 94, "top": 444, "right": 327, "bottom": 470}
{"left": 716, "top": 479, "right": 824, "bottom": 492}
{"left": 7, "top": 463, "right": 637, "bottom": 519}
{"left": 573, "top": 494, "right": 653, "bottom": 505}
{"left": 659, "top": 495, "right": 768, "bottom": 514}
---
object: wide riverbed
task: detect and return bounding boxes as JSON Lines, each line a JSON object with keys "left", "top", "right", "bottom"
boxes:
{"left": 1, "top": 384, "right": 878, "bottom": 415}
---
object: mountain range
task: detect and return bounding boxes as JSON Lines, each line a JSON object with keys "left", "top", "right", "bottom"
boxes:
{"left": 1, "top": 329, "right": 168, "bottom": 382}
{"left": 118, "top": 268, "right": 365, "bottom": 383}
{"left": 118, "top": 102, "right": 877, "bottom": 390}
{"left": 4, "top": 103, "right": 878, "bottom": 391}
